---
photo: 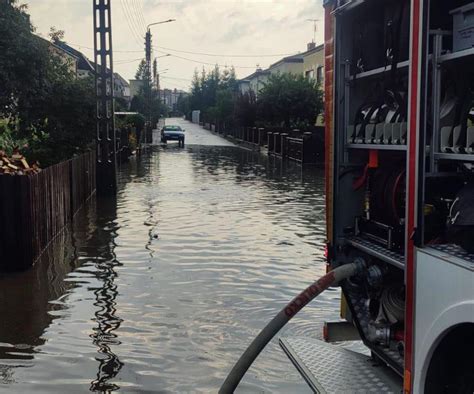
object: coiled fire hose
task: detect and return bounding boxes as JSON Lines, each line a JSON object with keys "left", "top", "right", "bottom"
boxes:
{"left": 220, "top": 261, "right": 365, "bottom": 393}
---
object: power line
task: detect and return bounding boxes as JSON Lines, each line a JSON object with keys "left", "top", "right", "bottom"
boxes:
{"left": 155, "top": 45, "right": 295, "bottom": 58}
{"left": 115, "top": 57, "right": 144, "bottom": 65}
{"left": 69, "top": 42, "right": 143, "bottom": 53}
{"left": 161, "top": 75, "right": 193, "bottom": 82}
{"left": 126, "top": 0, "right": 146, "bottom": 37}
{"left": 132, "top": 0, "right": 147, "bottom": 31}
{"left": 154, "top": 49, "right": 257, "bottom": 69}
{"left": 123, "top": 0, "right": 144, "bottom": 37}
{"left": 68, "top": 42, "right": 292, "bottom": 60}
{"left": 120, "top": 0, "right": 144, "bottom": 47}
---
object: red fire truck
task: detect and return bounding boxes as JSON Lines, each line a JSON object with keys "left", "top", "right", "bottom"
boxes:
{"left": 220, "top": 1, "right": 474, "bottom": 392}
{"left": 278, "top": 1, "right": 474, "bottom": 392}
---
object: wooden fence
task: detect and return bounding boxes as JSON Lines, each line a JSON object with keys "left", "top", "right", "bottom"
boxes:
{"left": 0, "top": 151, "right": 96, "bottom": 272}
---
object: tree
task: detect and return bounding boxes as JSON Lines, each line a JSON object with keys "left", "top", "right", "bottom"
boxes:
{"left": 234, "top": 91, "right": 257, "bottom": 127}
{"left": 0, "top": 1, "right": 96, "bottom": 166}
{"left": 187, "top": 66, "right": 238, "bottom": 125}
{"left": 49, "top": 26, "right": 65, "bottom": 44}
{"left": 258, "top": 73, "right": 323, "bottom": 128}
{"left": 0, "top": 1, "right": 61, "bottom": 119}
{"left": 24, "top": 76, "right": 96, "bottom": 166}
{"left": 177, "top": 94, "right": 191, "bottom": 119}
{"left": 215, "top": 89, "right": 234, "bottom": 127}
{"left": 130, "top": 61, "right": 167, "bottom": 126}
{"left": 135, "top": 59, "right": 147, "bottom": 80}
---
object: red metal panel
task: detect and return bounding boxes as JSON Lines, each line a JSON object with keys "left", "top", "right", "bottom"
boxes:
{"left": 324, "top": 3, "right": 335, "bottom": 249}
{"left": 405, "top": 0, "right": 423, "bottom": 392}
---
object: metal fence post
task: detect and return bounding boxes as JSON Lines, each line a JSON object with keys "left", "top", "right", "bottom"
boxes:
{"left": 267, "top": 131, "right": 274, "bottom": 153}
{"left": 273, "top": 132, "right": 281, "bottom": 155}
{"left": 280, "top": 133, "right": 289, "bottom": 158}
{"left": 302, "top": 132, "right": 312, "bottom": 164}
{"left": 258, "top": 128, "right": 265, "bottom": 146}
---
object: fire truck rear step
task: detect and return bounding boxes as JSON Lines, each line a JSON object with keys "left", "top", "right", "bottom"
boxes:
{"left": 279, "top": 337, "right": 402, "bottom": 393}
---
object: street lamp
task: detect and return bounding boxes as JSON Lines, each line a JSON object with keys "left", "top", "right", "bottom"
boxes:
{"left": 144, "top": 19, "right": 175, "bottom": 142}
{"left": 145, "top": 19, "right": 175, "bottom": 84}
{"left": 147, "top": 19, "right": 176, "bottom": 31}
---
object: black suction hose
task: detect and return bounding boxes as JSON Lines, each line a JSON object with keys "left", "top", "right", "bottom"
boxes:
{"left": 219, "top": 261, "right": 364, "bottom": 393}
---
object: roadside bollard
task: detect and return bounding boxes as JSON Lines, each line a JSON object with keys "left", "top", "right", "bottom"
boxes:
{"left": 302, "top": 132, "right": 312, "bottom": 164}
{"left": 267, "top": 132, "right": 274, "bottom": 153}
{"left": 252, "top": 127, "right": 257, "bottom": 144}
{"left": 273, "top": 132, "right": 281, "bottom": 155}
{"left": 258, "top": 128, "right": 265, "bottom": 146}
{"left": 280, "top": 133, "right": 289, "bottom": 158}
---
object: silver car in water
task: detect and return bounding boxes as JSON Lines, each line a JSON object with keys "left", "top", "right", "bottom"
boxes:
{"left": 161, "top": 125, "right": 185, "bottom": 147}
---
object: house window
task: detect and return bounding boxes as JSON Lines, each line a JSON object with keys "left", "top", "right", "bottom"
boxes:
{"left": 317, "top": 66, "right": 324, "bottom": 84}
{"left": 305, "top": 69, "right": 315, "bottom": 80}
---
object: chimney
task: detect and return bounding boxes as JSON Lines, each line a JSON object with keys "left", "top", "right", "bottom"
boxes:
{"left": 307, "top": 42, "right": 316, "bottom": 51}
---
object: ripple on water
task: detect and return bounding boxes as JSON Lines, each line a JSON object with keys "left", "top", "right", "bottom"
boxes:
{"left": 0, "top": 144, "right": 334, "bottom": 393}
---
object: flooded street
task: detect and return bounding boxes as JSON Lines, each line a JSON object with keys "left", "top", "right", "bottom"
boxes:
{"left": 0, "top": 120, "right": 338, "bottom": 393}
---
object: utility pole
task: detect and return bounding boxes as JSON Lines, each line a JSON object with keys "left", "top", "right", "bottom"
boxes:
{"left": 157, "top": 73, "right": 161, "bottom": 102}
{"left": 144, "top": 19, "right": 175, "bottom": 142}
{"left": 93, "top": 0, "right": 116, "bottom": 195}
{"left": 153, "top": 58, "right": 158, "bottom": 88}
{"left": 145, "top": 29, "right": 152, "bottom": 144}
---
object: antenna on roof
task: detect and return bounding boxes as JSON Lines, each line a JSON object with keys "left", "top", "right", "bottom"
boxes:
{"left": 306, "top": 19, "right": 319, "bottom": 44}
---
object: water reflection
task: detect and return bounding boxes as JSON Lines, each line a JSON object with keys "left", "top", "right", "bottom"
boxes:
{"left": 89, "top": 198, "right": 123, "bottom": 392}
{"left": 0, "top": 203, "right": 94, "bottom": 384}
{"left": 0, "top": 144, "right": 331, "bottom": 393}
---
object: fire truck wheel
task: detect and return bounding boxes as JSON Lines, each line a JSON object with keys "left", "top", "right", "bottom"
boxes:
{"left": 425, "top": 324, "right": 474, "bottom": 393}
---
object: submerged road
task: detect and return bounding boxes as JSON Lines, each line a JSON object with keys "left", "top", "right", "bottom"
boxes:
{"left": 0, "top": 119, "right": 337, "bottom": 393}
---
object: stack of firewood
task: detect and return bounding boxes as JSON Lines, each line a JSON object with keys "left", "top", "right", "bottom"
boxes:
{"left": 0, "top": 149, "right": 41, "bottom": 175}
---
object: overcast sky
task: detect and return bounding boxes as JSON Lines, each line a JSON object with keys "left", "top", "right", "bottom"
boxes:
{"left": 28, "top": 1, "right": 324, "bottom": 91}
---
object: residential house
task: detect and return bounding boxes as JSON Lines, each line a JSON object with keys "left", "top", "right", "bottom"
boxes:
{"left": 237, "top": 42, "right": 325, "bottom": 97}
{"left": 56, "top": 41, "right": 131, "bottom": 106}
{"left": 114, "top": 73, "right": 131, "bottom": 102}
{"left": 129, "top": 79, "right": 144, "bottom": 98}
{"left": 159, "top": 88, "right": 188, "bottom": 111}
{"left": 268, "top": 54, "right": 304, "bottom": 75}
{"left": 37, "top": 36, "right": 79, "bottom": 76}
{"left": 301, "top": 42, "right": 325, "bottom": 85}
{"left": 237, "top": 68, "right": 270, "bottom": 98}
{"left": 54, "top": 41, "right": 95, "bottom": 78}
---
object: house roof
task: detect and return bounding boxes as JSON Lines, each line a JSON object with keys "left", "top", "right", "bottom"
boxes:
{"left": 56, "top": 41, "right": 129, "bottom": 87}
{"left": 240, "top": 69, "right": 271, "bottom": 81}
{"left": 269, "top": 54, "right": 304, "bottom": 69}
{"left": 114, "top": 72, "right": 129, "bottom": 87}
{"left": 35, "top": 35, "right": 79, "bottom": 61}
{"left": 241, "top": 43, "right": 324, "bottom": 81}
{"left": 300, "top": 44, "right": 324, "bottom": 57}
{"left": 55, "top": 41, "right": 95, "bottom": 73}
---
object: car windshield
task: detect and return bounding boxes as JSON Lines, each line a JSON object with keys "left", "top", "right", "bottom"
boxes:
{"left": 163, "top": 126, "right": 182, "bottom": 131}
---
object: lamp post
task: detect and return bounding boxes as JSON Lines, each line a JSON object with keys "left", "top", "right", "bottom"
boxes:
{"left": 144, "top": 19, "right": 175, "bottom": 142}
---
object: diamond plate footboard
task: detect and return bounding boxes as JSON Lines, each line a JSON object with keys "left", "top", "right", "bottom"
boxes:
{"left": 279, "top": 337, "right": 402, "bottom": 393}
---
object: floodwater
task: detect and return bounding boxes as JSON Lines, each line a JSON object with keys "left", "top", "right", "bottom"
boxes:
{"left": 0, "top": 120, "right": 340, "bottom": 393}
